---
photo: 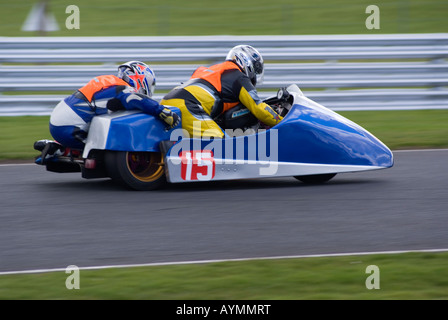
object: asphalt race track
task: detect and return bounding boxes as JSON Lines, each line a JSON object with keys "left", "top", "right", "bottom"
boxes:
{"left": 0, "top": 149, "right": 447, "bottom": 273}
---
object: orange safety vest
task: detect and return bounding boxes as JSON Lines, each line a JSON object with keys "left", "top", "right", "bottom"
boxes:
{"left": 191, "top": 61, "right": 241, "bottom": 92}
{"left": 78, "top": 75, "right": 129, "bottom": 102}
{"left": 191, "top": 61, "right": 243, "bottom": 113}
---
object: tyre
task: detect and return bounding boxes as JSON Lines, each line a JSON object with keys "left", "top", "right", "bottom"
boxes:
{"left": 105, "top": 151, "right": 166, "bottom": 191}
{"left": 294, "top": 173, "right": 336, "bottom": 184}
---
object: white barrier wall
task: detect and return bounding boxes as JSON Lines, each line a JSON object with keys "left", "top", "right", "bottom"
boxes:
{"left": 0, "top": 34, "right": 447, "bottom": 115}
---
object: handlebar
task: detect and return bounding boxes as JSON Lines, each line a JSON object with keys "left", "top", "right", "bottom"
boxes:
{"left": 263, "top": 87, "right": 291, "bottom": 105}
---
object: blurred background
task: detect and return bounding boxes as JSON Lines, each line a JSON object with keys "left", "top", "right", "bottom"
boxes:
{"left": 0, "top": 0, "right": 446, "bottom": 36}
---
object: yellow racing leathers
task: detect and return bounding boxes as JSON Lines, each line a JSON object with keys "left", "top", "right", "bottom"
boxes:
{"left": 161, "top": 61, "right": 283, "bottom": 138}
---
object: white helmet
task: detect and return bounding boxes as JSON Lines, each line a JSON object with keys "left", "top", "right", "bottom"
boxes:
{"left": 226, "top": 45, "right": 264, "bottom": 86}
{"left": 117, "top": 61, "right": 156, "bottom": 97}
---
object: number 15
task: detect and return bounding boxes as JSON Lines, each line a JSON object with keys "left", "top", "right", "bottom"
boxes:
{"left": 180, "top": 150, "right": 215, "bottom": 181}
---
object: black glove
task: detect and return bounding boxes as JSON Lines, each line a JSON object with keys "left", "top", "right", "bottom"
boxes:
{"left": 159, "top": 107, "right": 180, "bottom": 129}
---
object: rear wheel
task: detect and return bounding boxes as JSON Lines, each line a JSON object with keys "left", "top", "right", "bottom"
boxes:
{"left": 294, "top": 173, "right": 336, "bottom": 184}
{"left": 105, "top": 151, "right": 166, "bottom": 190}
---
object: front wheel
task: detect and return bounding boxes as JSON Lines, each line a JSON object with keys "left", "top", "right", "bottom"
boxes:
{"left": 105, "top": 151, "right": 166, "bottom": 191}
{"left": 294, "top": 173, "right": 336, "bottom": 184}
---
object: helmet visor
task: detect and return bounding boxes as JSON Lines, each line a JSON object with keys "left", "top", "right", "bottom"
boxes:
{"left": 253, "top": 60, "right": 264, "bottom": 85}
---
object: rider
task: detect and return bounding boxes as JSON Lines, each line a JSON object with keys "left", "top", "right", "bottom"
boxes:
{"left": 160, "top": 45, "right": 283, "bottom": 138}
{"left": 34, "top": 61, "right": 180, "bottom": 159}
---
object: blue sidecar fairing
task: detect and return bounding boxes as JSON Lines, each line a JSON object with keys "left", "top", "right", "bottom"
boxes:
{"left": 83, "top": 86, "right": 394, "bottom": 184}
{"left": 83, "top": 109, "right": 179, "bottom": 158}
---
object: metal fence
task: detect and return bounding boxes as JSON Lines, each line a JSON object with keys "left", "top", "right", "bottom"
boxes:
{"left": 0, "top": 34, "right": 447, "bottom": 116}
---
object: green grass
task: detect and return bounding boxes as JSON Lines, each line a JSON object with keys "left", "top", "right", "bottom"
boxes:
{"left": 0, "top": 0, "right": 447, "bottom": 37}
{"left": 339, "top": 110, "right": 448, "bottom": 150}
{"left": 0, "top": 116, "right": 51, "bottom": 161}
{"left": 1, "top": 110, "right": 447, "bottom": 162}
{"left": 1, "top": 252, "right": 447, "bottom": 300}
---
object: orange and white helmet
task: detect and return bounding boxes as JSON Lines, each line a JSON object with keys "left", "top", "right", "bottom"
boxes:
{"left": 117, "top": 61, "right": 156, "bottom": 97}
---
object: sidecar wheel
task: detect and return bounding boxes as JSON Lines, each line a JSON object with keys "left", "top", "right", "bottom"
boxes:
{"left": 105, "top": 151, "right": 166, "bottom": 191}
{"left": 294, "top": 173, "right": 336, "bottom": 184}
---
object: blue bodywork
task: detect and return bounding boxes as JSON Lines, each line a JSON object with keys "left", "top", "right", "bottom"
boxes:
{"left": 103, "top": 109, "right": 182, "bottom": 152}
{"left": 101, "top": 101, "right": 393, "bottom": 168}
{"left": 274, "top": 103, "right": 393, "bottom": 167}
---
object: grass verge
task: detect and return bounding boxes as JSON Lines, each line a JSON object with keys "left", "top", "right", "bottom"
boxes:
{"left": 1, "top": 0, "right": 447, "bottom": 36}
{"left": 1, "top": 252, "right": 447, "bottom": 300}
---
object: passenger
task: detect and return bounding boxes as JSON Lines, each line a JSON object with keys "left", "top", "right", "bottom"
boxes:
{"left": 34, "top": 61, "right": 179, "bottom": 159}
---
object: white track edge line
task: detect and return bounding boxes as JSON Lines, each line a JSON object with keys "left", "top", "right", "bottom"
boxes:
{"left": 1, "top": 248, "right": 448, "bottom": 276}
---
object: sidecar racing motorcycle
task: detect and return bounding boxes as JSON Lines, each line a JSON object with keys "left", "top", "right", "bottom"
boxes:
{"left": 34, "top": 84, "right": 394, "bottom": 190}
